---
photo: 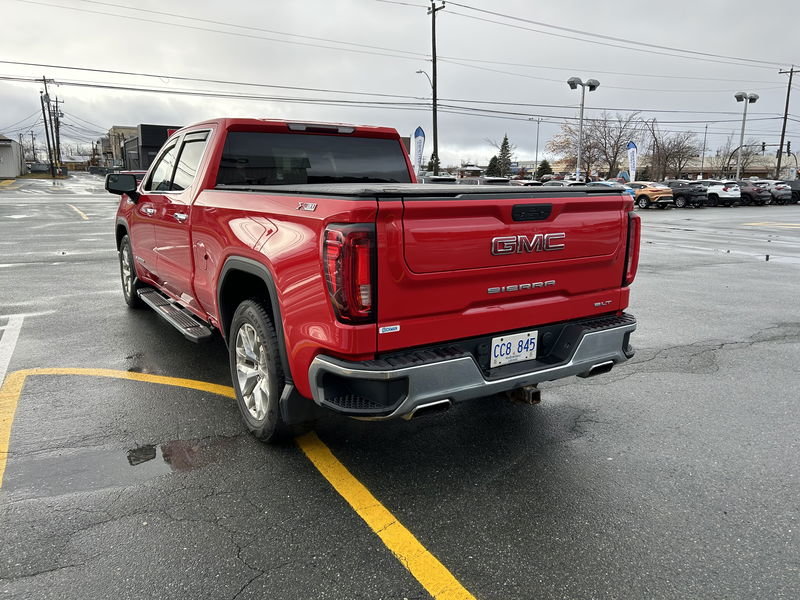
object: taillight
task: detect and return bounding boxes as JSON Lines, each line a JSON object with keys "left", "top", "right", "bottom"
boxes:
{"left": 323, "top": 224, "right": 375, "bottom": 323}
{"left": 623, "top": 211, "right": 641, "bottom": 287}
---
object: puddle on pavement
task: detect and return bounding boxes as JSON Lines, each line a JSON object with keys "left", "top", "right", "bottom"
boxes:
{"left": 2, "top": 436, "right": 239, "bottom": 500}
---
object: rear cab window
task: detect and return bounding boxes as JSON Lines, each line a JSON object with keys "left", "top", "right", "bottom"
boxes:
{"left": 215, "top": 131, "right": 412, "bottom": 186}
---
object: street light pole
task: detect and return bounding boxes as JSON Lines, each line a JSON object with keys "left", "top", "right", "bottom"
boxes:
{"left": 734, "top": 92, "right": 759, "bottom": 180}
{"left": 428, "top": 1, "right": 445, "bottom": 175}
{"left": 528, "top": 117, "right": 541, "bottom": 177}
{"left": 567, "top": 77, "right": 599, "bottom": 181}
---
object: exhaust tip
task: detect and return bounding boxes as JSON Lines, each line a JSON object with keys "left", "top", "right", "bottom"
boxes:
{"left": 578, "top": 360, "right": 614, "bottom": 378}
{"left": 403, "top": 399, "right": 451, "bottom": 420}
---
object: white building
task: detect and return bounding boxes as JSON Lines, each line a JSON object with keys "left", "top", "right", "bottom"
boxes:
{"left": 0, "top": 134, "right": 24, "bottom": 178}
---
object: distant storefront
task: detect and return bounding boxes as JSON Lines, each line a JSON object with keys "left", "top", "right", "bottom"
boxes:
{"left": 122, "top": 124, "right": 181, "bottom": 170}
{"left": 0, "top": 135, "right": 24, "bottom": 178}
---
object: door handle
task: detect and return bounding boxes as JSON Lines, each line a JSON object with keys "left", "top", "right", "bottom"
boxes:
{"left": 173, "top": 212, "right": 189, "bottom": 222}
{"left": 142, "top": 207, "right": 156, "bottom": 216}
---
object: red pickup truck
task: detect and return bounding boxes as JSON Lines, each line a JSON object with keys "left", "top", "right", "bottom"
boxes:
{"left": 106, "top": 118, "right": 640, "bottom": 442}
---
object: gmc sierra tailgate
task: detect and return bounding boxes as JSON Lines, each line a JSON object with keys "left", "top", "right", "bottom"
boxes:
{"left": 376, "top": 185, "right": 631, "bottom": 352}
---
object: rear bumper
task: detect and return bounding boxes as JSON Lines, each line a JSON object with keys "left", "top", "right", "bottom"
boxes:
{"left": 307, "top": 313, "right": 636, "bottom": 420}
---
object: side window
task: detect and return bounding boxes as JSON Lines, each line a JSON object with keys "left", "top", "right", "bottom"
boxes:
{"left": 145, "top": 145, "right": 179, "bottom": 191}
{"left": 172, "top": 136, "right": 208, "bottom": 191}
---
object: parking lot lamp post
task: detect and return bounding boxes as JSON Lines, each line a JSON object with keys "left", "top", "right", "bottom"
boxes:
{"left": 567, "top": 77, "right": 599, "bottom": 181}
{"left": 416, "top": 69, "right": 435, "bottom": 173}
{"left": 734, "top": 92, "right": 759, "bottom": 179}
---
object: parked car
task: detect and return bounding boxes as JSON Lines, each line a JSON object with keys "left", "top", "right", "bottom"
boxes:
{"left": 420, "top": 175, "right": 458, "bottom": 184}
{"left": 694, "top": 180, "right": 740, "bottom": 206}
{"left": 755, "top": 180, "right": 793, "bottom": 204}
{"left": 628, "top": 181, "right": 674, "bottom": 209}
{"left": 540, "top": 180, "right": 571, "bottom": 187}
{"left": 510, "top": 179, "right": 543, "bottom": 186}
{"left": 664, "top": 180, "right": 708, "bottom": 208}
{"left": 586, "top": 180, "right": 636, "bottom": 200}
{"left": 736, "top": 180, "right": 771, "bottom": 206}
{"left": 457, "top": 176, "right": 511, "bottom": 185}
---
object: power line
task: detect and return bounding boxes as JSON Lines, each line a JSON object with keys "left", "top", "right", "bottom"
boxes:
{"left": 439, "top": 57, "right": 783, "bottom": 93}
{"left": 446, "top": 10, "right": 781, "bottom": 71}
{"left": 0, "top": 59, "right": 428, "bottom": 102}
{"left": 1, "top": 73, "right": 790, "bottom": 138}
{"left": 447, "top": 1, "right": 791, "bottom": 68}
{"left": 0, "top": 108, "right": 41, "bottom": 132}
{"left": 15, "top": 0, "right": 426, "bottom": 63}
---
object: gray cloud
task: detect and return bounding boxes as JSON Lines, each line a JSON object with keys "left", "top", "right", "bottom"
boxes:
{"left": 1, "top": 0, "right": 796, "bottom": 167}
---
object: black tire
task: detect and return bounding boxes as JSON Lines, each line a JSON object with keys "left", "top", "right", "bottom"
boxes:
{"left": 707, "top": 194, "right": 719, "bottom": 207}
{"left": 229, "top": 300, "right": 291, "bottom": 443}
{"left": 118, "top": 235, "right": 143, "bottom": 308}
{"left": 637, "top": 196, "right": 650, "bottom": 209}
{"left": 674, "top": 196, "right": 687, "bottom": 209}
{"left": 742, "top": 194, "right": 753, "bottom": 206}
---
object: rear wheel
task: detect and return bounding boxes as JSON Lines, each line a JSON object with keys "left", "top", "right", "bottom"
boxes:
{"left": 229, "top": 300, "right": 289, "bottom": 443}
{"left": 637, "top": 196, "right": 650, "bottom": 209}
{"left": 674, "top": 196, "right": 687, "bottom": 208}
{"left": 118, "top": 235, "right": 143, "bottom": 309}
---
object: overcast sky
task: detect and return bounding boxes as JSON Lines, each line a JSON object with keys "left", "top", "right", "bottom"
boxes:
{"left": 1, "top": 0, "right": 798, "bottom": 167}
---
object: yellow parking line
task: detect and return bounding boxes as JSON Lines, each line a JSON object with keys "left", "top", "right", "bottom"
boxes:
{"left": 744, "top": 222, "right": 800, "bottom": 228}
{"left": 67, "top": 204, "right": 89, "bottom": 220}
{"left": 0, "top": 180, "right": 15, "bottom": 187}
{"left": 0, "top": 368, "right": 234, "bottom": 485}
{"left": 297, "top": 432, "right": 476, "bottom": 600}
{"left": 0, "top": 368, "right": 476, "bottom": 599}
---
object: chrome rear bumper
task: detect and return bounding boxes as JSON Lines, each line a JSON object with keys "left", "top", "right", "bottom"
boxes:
{"left": 308, "top": 314, "right": 636, "bottom": 420}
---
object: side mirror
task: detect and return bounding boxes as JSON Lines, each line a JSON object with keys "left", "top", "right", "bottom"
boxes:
{"left": 105, "top": 173, "right": 140, "bottom": 202}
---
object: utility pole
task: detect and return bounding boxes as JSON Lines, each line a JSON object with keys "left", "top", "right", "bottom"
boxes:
{"left": 776, "top": 66, "right": 795, "bottom": 179}
{"left": 39, "top": 89, "right": 55, "bottom": 178}
{"left": 534, "top": 118, "right": 541, "bottom": 176}
{"left": 53, "top": 97, "right": 64, "bottom": 169}
{"left": 18, "top": 133, "right": 25, "bottom": 173}
{"left": 700, "top": 124, "right": 708, "bottom": 178}
{"left": 428, "top": 0, "right": 445, "bottom": 175}
{"left": 29, "top": 130, "right": 36, "bottom": 162}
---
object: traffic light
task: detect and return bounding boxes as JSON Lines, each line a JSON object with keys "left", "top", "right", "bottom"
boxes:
{"left": 787, "top": 141, "right": 791, "bottom": 154}
{"left": 761, "top": 142, "right": 766, "bottom": 152}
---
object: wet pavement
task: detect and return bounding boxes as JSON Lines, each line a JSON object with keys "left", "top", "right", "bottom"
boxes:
{"left": 0, "top": 174, "right": 798, "bottom": 599}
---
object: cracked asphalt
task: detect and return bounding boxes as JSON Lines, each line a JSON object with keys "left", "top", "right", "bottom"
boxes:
{"left": 1, "top": 175, "right": 799, "bottom": 599}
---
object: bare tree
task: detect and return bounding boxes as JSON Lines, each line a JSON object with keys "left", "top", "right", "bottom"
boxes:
{"left": 546, "top": 119, "right": 602, "bottom": 177}
{"left": 662, "top": 131, "right": 700, "bottom": 179}
{"left": 708, "top": 136, "right": 762, "bottom": 177}
{"left": 586, "top": 111, "right": 644, "bottom": 178}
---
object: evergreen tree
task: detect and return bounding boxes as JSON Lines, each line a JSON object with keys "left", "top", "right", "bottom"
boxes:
{"left": 497, "top": 134, "right": 513, "bottom": 176}
{"left": 536, "top": 159, "right": 553, "bottom": 179}
{"left": 485, "top": 155, "right": 500, "bottom": 176}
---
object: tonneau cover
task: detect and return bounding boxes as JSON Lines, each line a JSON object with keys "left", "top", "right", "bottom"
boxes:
{"left": 215, "top": 183, "right": 624, "bottom": 198}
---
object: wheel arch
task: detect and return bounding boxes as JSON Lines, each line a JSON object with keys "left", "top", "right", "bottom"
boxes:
{"left": 115, "top": 217, "right": 130, "bottom": 250}
{"left": 217, "top": 256, "right": 291, "bottom": 382}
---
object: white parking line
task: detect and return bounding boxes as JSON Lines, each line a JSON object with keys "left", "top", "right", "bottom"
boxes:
{"left": 0, "top": 316, "right": 23, "bottom": 385}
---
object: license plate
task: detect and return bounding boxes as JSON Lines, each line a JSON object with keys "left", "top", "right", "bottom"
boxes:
{"left": 490, "top": 329, "right": 538, "bottom": 368}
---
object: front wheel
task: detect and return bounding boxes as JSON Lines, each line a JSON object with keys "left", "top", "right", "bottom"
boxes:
{"left": 118, "top": 235, "right": 143, "bottom": 308}
{"left": 637, "top": 196, "right": 650, "bottom": 209}
{"left": 707, "top": 194, "right": 719, "bottom": 207}
{"left": 674, "top": 196, "right": 687, "bottom": 209}
{"left": 229, "top": 300, "right": 288, "bottom": 443}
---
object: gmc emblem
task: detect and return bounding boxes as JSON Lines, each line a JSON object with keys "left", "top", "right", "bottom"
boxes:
{"left": 491, "top": 233, "right": 566, "bottom": 255}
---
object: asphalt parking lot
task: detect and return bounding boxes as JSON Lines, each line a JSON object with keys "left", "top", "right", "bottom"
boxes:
{"left": 1, "top": 174, "right": 798, "bottom": 599}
